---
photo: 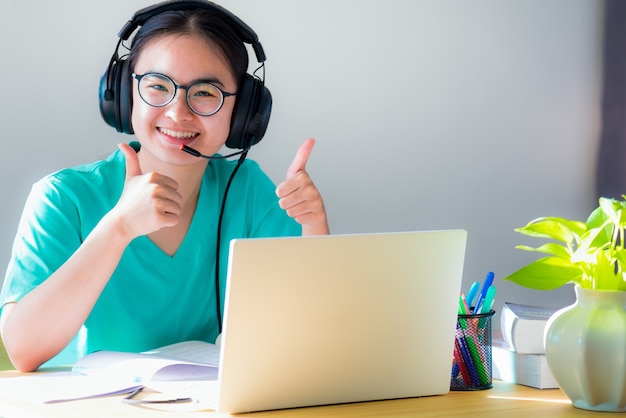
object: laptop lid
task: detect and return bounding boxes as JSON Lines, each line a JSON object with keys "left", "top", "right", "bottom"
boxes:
{"left": 216, "top": 229, "right": 467, "bottom": 413}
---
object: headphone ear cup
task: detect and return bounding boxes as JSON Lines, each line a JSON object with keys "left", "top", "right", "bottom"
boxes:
{"left": 226, "top": 74, "right": 272, "bottom": 149}
{"left": 117, "top": 61, "right": 134, "bottom": 134}
{"left": 99, "top": 64, "right": 118, "bottom": 131}
{"left": 98, "top": 59, "right": 134, "bottom": 134}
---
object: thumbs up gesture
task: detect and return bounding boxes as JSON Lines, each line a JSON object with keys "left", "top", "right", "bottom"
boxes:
{"left": 113, "top": 143, "right": 183, "bottom": 240}
{"left": 276, "top": 138, "right": 329, "bottom": 236}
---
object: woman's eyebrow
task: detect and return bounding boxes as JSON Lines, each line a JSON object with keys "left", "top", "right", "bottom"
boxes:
{"left": 143, "top": 70, "right": 228, "bottom": 87}
{"left": 189, "top": 75, "right": 227, "bottom": 87}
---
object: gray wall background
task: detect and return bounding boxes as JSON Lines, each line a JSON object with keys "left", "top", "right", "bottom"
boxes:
{"left": 0, "top": 0, "right": 604, "bottom": 327}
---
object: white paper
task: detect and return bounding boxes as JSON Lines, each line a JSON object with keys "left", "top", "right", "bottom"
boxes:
{"left": 0, "top": 340, "right": 222, "bottom": 404}
{"left": 0, "top": 371, "right": 141, "bottom": 403}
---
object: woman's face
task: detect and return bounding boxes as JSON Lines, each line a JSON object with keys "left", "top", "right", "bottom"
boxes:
{"left": 131, "top": 34, "right": 238, "bottom": 166}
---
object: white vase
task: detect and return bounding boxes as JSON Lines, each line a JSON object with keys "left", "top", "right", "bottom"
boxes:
{"left": 545, "top": 286, "right": 626, "bottom": 412}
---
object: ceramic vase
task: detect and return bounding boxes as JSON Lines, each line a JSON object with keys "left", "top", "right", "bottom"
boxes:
{"left": 545, "top": 286, "right": 626, "bottom": 412}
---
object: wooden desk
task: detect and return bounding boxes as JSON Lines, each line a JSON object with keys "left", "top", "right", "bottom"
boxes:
{"left": 0, "top": 374, "right": 601, "bottom": 418}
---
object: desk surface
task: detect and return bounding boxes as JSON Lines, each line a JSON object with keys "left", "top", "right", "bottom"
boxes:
{"left": 0, "top": 373, "right": 601, "bottom": 418}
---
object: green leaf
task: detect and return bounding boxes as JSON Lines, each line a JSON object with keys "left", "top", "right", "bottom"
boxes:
{"left": 509, "top": 196, "right": 626, "bottom": 292}
{"left": 515, "top": 217, "right": 586, "bottom": 245}
{"left": 587, "top": 249, "right": 620, "bottom": 290}
{"left": 614, "top": 247, "right": 626, "bottom": 269}
{"left": 515, "top": 242, "right": 570, "bottom": 258}
{"left": 586, "top": 204, "right": 606, "bottom": 228}
{"left": 582, "top": 223, "right": 613, "bottom": 250}
{"left": 599, "top": 197, "right": 621, "bottom": 226}
{"left": 597, "top": 197, "right": 626, "bottom": 231}
{"left": 502, "top": 257, "right": 581, "bottom": 290}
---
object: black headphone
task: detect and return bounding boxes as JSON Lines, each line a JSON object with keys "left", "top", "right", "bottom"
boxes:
{"left": 99, "top": 0, "right": 271, "bottom": 150}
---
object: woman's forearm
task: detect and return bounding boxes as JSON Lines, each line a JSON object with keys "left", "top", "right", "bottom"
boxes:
{"left": 1, "top": 211, "right": 133, "bottom": 372}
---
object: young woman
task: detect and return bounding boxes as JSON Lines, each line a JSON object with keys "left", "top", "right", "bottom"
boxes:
{"left": 0, "top": 2, "right": 329, "bottom": 372}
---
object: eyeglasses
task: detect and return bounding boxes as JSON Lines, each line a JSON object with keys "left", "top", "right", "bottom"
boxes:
{"left": 131, "top": 72, "right": 236, "bottom": 116}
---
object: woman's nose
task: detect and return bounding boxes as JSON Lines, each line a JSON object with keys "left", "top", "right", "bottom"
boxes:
{"left": 165, "top": 89, "right": 193, "bottom": 121}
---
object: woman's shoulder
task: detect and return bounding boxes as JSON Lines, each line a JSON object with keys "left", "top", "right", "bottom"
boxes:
{"left": 35, "top": 148, "right": 124, "bottom": 197}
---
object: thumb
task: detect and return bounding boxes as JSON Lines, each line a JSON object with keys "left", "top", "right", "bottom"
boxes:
{"left": 118, "top": 143, "right": 143, "bottom": 179}
{"left": 286, "top": 138, "right": 315, "bottom": 179}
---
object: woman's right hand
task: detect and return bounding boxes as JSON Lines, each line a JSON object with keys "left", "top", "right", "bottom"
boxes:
{"left": 114, "top": 143, "right": 183, "bottom": 240}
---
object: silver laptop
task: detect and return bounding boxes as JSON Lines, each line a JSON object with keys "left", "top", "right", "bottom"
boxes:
{"left": 216, "top": 229, "right": 467, "bottom": 413}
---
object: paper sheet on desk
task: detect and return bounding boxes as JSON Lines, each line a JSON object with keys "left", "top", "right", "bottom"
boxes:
{"left": 0, "top": 371, "right": 141, "bottom": 403}
{"left": 0, "top": 341, "right": 221, "bottom": 404}
{"left": 0, "top": 371, "right": 219, "bottom": 407}
{"left": 145, "top": 379, "right": 220, "bottom": 409}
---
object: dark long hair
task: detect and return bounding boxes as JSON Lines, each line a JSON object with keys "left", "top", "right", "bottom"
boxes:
{"left": 127, "top": 9, "right": 249, "bottom": 87}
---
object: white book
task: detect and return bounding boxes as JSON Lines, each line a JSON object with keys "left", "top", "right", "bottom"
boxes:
{"left": 73, "top": 340, "right": 220, "bottom": 382}
{"left": 500, "top": 302, "right": 560, "bottom": 354}
{"left": 492, "top": 338, "right": 558, "bottom": 389}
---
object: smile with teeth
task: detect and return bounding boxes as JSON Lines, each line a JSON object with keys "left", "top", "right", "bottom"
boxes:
{"left": 159, "top": 127, "right": 199, "bottom": 139}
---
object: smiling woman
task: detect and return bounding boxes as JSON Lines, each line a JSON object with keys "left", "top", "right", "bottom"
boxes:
{"left": 0, "top": 0, "right": 328, "bottom": 373}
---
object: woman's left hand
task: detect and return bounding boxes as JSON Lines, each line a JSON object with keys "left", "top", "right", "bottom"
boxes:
{"left": 276, "top": 138, "right": 329, "bottom": 236}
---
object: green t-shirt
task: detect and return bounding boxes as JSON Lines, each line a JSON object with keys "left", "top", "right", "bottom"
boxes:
{"left": 0, "top": 143, "right": 301, "bottom": 367}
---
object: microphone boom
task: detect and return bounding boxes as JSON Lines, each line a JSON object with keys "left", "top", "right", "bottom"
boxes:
{"left": 180, "top": 144, "right": 247, "bottom": 160}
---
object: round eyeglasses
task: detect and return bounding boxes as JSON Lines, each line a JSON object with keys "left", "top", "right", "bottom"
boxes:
{"left": 131, "top": 72, "right": 236, "bottom": 116}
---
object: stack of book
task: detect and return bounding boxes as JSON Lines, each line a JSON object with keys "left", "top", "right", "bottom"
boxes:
{"left": 492, "top": 302, "right": 561, "bottom": 389}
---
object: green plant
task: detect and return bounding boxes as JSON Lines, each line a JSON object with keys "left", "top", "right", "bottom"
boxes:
{"left": 503, "top": 196, "right": 626, "bottom": 291}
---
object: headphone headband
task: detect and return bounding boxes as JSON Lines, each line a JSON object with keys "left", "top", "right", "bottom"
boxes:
{"left": 118, "top": 0, "right": 266, "bottom": 63}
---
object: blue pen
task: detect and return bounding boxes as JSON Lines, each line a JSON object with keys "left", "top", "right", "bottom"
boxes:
{"left": 456, "top": 330, "right": 480, "bottom": 386}
{"left": 473, "top": 272, "right": 494, "bottom": 314}
{"left": 465, "top": 281, "right": 480, "bottom": 312}
{"left": 477, "top": 285, "right": 496, "bottom": 335}
{"left": 480, "top": 285, "right": 496, "bottom": 314}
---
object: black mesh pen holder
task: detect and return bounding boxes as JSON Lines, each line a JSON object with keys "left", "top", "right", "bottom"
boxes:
{"left": 450, "top": 309, "right": 495, "bottom": 391}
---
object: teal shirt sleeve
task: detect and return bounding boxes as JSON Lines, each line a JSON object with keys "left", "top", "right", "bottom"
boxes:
{"left": 1, "top": 153, "right": 122, "bottom": 307}
{"left": 1, "top": 178, "right": 94, "bottom": 305}
{"left": 1, "top": 179, "right": 73, "bottom": 302}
